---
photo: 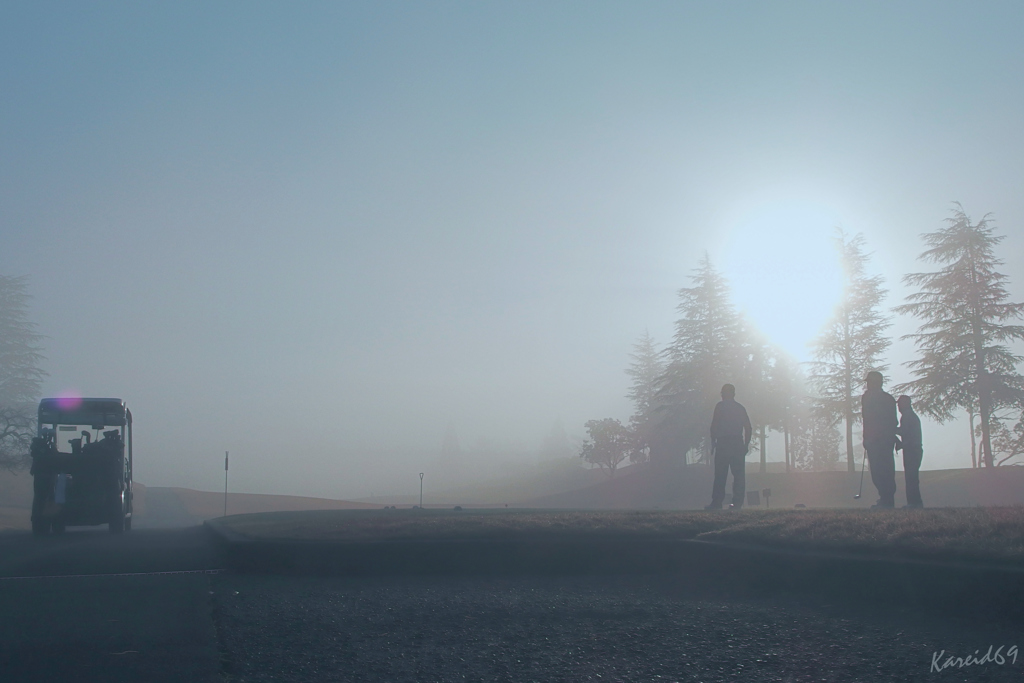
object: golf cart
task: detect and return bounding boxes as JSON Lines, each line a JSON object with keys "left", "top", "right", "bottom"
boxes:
{"left": 30, "top": 398, "right": 133, "bottom": 535}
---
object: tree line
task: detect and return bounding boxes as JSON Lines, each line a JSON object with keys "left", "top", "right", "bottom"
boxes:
{"left": 579, "top": 204, "right": 1024, "bottom": 475}
{"left": 0, "top": 275, "right": 46, "bottom": 471}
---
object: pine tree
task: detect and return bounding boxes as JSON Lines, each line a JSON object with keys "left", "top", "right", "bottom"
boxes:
{"left": 658, "top": 254, "right": 745, "bottom": 465}
{"left": 738, "top": 325, "right": 788, "bottom": 473}
{"left": 0, "top": 275, "right": 46, "bottom": 470}
{"left": 789, "top": 403, "right": 843, "bottom": 471}
{"left": 625, "top": 330, "right": 664, "bottom": 420}
{"left": 895, "top": 204, "right": 1024, "bottom": 467}
{"left": 624, "top": 331, "right": 665, "bottom": 465}
{"left": 764, "top": 351, "right": 805, "bottom": 473}
{"left": 808, "top": 230, "right": 892, "bottom": 472}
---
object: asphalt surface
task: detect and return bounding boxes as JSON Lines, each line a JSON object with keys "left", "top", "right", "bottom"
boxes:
{"left": 212, "top": 573, "right": 1023, "bottom": 683}
{"left": 0, "top": 526, "right": 223, "bottom": 683}
{"left": 2, "top": 524, "right": 1022, "bottom": 683}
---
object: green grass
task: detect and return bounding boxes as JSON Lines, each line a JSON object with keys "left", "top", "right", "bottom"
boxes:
{"left": 216, "top": 506, "right": 1024, "bottom": 563}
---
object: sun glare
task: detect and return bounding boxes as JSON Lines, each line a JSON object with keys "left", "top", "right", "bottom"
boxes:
{"left": 719, "top": 201, "right": 845, "bottom": 362}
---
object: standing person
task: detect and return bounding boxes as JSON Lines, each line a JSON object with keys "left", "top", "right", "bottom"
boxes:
{"left": 861, "top": 371, "right": 898, "bottom": 509}
{"left": 895, "top": 395, "right": 924, "bottom": 508}
{"left": 705, "top": 384, "right": 752, "bottom": 510}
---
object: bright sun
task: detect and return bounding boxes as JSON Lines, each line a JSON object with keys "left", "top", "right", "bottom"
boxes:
{"left": 719, "top": 200, "right": 845, "bottom": 362}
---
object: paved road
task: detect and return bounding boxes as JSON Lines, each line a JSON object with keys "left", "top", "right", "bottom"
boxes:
{"left": 2, "top": 526, "right": 1022, "bottom": 683}
{"left": 0, "top": 527, "right": 224, "bottom": 683}
{"left": 212, "top": 573, "right": 1024, "bottom": 683}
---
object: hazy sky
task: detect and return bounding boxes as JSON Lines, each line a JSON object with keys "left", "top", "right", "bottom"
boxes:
{"left": 3, "top": 2, "right": 1023, "bottom": 497}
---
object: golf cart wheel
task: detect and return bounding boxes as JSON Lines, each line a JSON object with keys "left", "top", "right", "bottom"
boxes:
{"left": 31, "top": 520, "right": 49, "bottom": 537}
{"left": 109, "top": 507, "right": 125, "bottom": 534}
{"left": 109, "top": 493, "right": 127, "bottom": 534}
{"left": 51, "top": 521, "right": 66, "bottom": 534}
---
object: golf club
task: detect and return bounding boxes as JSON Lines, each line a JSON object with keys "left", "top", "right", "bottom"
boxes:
{"left": 854, "top": 449, "right": 867, "bottom": 499}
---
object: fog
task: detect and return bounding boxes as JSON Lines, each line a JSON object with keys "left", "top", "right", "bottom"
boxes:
{"left": 2, "top": 2, "right": 1023, "bottom": 499}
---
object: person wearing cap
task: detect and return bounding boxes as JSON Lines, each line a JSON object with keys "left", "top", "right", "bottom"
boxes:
{"left": 706, "top": 383, "right": 752, "bottom": 510}
{"left": 861, "top": 371, "right": 898, "bottom": 509}
{"left": 895, "top": 395, "right": 924, "bottom": 508}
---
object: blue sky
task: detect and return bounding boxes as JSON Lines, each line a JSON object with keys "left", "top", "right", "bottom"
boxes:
{"left": 2, "top": 2, "right": 1023, "bottom": 496}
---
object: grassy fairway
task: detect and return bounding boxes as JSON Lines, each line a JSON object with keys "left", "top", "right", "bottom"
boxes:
{"left": 216, "top": 506, "right": 1024, "bottom": 564}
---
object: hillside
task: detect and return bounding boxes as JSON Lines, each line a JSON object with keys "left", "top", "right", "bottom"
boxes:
{"left": 0, "top": 468, "right": 376, "bottom": 530}
{"left": 363, "top": 457, "right": 613, "bottom": 507}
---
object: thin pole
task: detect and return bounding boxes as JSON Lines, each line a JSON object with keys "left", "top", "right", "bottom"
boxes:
{"left": 419, "top": 472, "right": 424, "bottom": 508}
{"left": 224, "top": 451, "right": 229, "bottom": 517}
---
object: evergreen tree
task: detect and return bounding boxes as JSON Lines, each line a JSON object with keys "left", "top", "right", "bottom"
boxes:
{"left": 738, "top": 325, "right": 788, "bottom": 473}
{"left": 0, "top": 275, "right": 46, "bottom": 471}
{"left": 774, "top": 355, "right": 798, "bottom": 473}
{"left": 765, "top": 350, "right": 805, "bottom": 473}
{"left": 789, "top": 403, "right": 843, "bottom": 471}
{"left": 658, "top": 254, "right": 745, "bottom": 465}
{"left": 808, "top": 230, "right": 892, "bottom": 472}
{"left": 781, "top": 358, "right": 842, "bottom": 473}
{"left": 624, "top": 331, "right": 664, "bottom": 465}
{"left": 625, "top": 330, "right": 664, "bottom": 420}
{"left": 895, "top": 204, "right": 1024, "bottom": 467}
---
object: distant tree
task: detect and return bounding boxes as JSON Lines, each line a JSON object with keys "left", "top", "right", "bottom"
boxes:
{"left": 895, "top": 204, "right": 1024, "bottom": 467}
{"left": 626, "top": 330, "right": 664, "bottom": 420}
{"left": 783, "top": 393, "right": 810, "bottom": 470}
{"left": 738, "top": 326, "right": 788, "bottom": 473}
{"left": 578, "top": 418, "right": 631, "bottom": 476}
{"left": 808, "top": 230, "right": 892, "bottom": 472}
{"left": 895, "top": 331, "right": 982, "bottom": 466}
{"left": 625, "top": 424, "right": 652, "bottom": 466}
{"left": 789, "top": 403, "right": 843, "bottom": 472}
{"left": 0, "top": 275, "right": 46, "bottom": 471}
{"left": 658, "top": 254, "right": 745, "bottom": 465}
{"left": 624, "top": 331, "right": 664, "bottom": 466}
{"left": 990, "top": 410, "right": 1024, "bottom": 466}
{"left": 764, "top": 350, "right": 806, "bottom": 473}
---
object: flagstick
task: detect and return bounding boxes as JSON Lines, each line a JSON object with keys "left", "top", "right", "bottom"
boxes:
{"left": 224, "top": 451, "right": 229, "bottom": 517}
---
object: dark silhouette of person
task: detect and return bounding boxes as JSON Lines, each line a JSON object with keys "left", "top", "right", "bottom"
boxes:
{"left": 861, "top": 371, "right": 897, "bottom": 509}
{"left": 895, "top": 395, "right": 924, "bottom": 508}
{"left": 706, "top": 383, "right": 752, "bottom": 510}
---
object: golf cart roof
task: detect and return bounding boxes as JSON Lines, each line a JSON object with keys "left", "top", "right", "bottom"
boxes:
{"left": 38, "top": 398, "right": 130, "bottom": 427}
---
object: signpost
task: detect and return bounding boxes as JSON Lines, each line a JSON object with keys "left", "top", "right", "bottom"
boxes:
{"left": 419, "top": 472, "right": 424, "bottom": 508}
{"left": 224, "top": 451, "right": 229, "bottom": 517}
